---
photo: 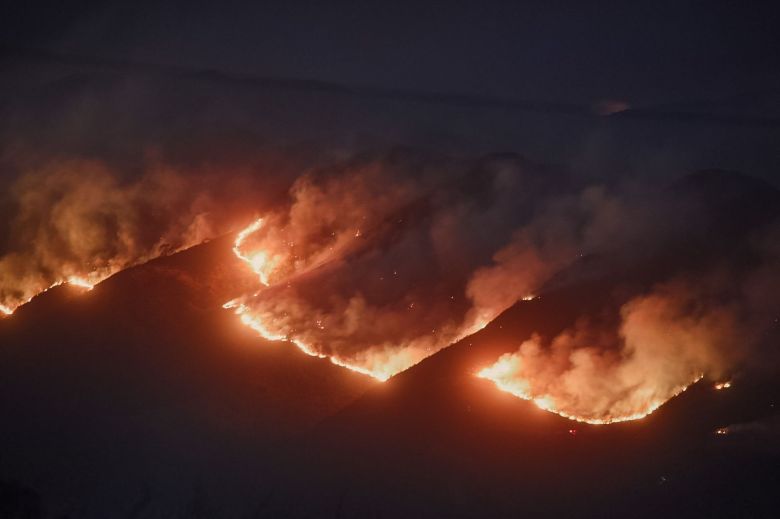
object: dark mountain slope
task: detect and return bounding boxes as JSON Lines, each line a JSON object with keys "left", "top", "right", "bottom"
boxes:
{"left": 0, "top": 236, "right": 374, "bottom": 517}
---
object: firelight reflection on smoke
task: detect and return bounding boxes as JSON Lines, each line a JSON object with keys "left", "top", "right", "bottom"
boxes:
{"left": 225, "top": 217, "right": 495, "bottom": 382}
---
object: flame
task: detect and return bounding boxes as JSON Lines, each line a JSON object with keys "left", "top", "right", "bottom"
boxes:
{"left": 224, "top": 292, "right": 491, "bottom": 382}
{"left": 476, "top": 360, "right": 703, "bottom": 425}
{"left": 0, "top": 275, "right": 100, "bottom": 317}
{"left": 715, "top": 427, "right": 729, "bottom": 435}
{"left": 223, "top": 299, "right": 394, "bottom": 381}
{"left": 225, "top": 217, "right": 498, "bottom": 382}
{"left": 67, "top": 276, "right": 96, "bottom": 291}
{"left": 713, "top": 380, "right": 732, "bottom": 390}
{"left": 232, "top": 218, "right": 274, "bottom": 285}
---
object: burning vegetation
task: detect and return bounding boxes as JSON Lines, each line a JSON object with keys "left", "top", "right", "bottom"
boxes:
{"left": 1, "top": 149, "right": 778, "bottom": 425}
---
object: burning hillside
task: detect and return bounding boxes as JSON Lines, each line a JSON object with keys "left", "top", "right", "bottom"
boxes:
{"left": 1, "top": 148, "right": 778, "bottom": 426}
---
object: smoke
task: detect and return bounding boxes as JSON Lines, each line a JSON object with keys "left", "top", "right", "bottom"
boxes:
{"left": 0, "top": 157, "right": 272, "bottom": 314}
{"left": 0, "top": 144, "right": 776, "bottom": 427}
{"left": 225, "top": 149, "right": 780, "bottom": 405}
{"left": 225, "top": 151, "right": 565, "bottom": 379}
{"left": 479, "top": 277, "right": 742, "bottom": 423}
{"left": 476, "top": 189, "right": 780, "bottom": 422}
{"left": 0, "top": 52, "right": 777, "bottom": 427}
{"left": 466, "top": 185, "right": 634, "bottom": 323}
{"left": 2, "top": 135, "right": 777, "bottom": 424}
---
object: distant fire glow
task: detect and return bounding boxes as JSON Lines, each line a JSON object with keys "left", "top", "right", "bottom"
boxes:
{"left": 714, "top": 381, "right": 732, "bottom": 390}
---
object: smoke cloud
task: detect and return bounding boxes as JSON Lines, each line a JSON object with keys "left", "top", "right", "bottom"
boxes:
{"left": 477, "top": 186, "right": 780, "bottom": 422}
{"left": 2, "top": 55, "right": 778, "bottom": 425}
{"left": 478, "top": 277, "right": 741, "bottom": 423}
{"left": 225, "top": 151, "right": 565, "bottom": 379}
{"left": 0, "top": 157, "right": 272, "bottom": 314}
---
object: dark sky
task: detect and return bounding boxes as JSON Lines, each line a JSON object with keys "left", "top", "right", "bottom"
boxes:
{"left": 3, "top": 0, "right": 779, "bottom": 106}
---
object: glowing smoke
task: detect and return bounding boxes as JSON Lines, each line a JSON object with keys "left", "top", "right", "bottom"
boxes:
{"left": 477, "top": 278, "right": 740, "bottom": 423}
{"left": 225, "top": 152, "right": 558, "bottom": 380}
{"left": 0, "top": 158, "right": 265, "bottom": 314}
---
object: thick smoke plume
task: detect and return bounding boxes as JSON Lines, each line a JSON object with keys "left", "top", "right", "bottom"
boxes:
{"left": 0, "top": 157, "right": 269, "bottom": 314}
{"left": 226, "top": 150, "right": 780, "bottom": 417}
{"left": 225, "top": 151, "right": 562, "bottom": 379}
{"left": 478, "top": 278, "right": 740, "bottom": 423}
{"left": 2, "top": 140, "right": 777, "bottom": 425}
{"left": 477, "top": 183, "right": 780, "bottom": 422}
{"left": 2, "top": 58, "right": 778, "bottom": 425}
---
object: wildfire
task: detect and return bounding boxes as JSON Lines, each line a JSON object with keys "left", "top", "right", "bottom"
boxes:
{"left": 713, "top": 380, "right": 732, "bottom": 390}
{"left": 1, "top": 275, "right": 99, "bottom": 317}
{"left": 227, "top": 218, "right": 406, "bottom": 381}
{"left": 223, "top": 299, "right": 395, "bottom": 381}
{"left": 224, "top": 215, "right": 501, "bottom": 382}
{"left": 67, "top": 276, "right": 96, "bottom": 290}
{"left": 232, "top": 218, "right": 275, "bottom": 285}
{"left": 476, "top": 360, "right": 703, "bottom": 425}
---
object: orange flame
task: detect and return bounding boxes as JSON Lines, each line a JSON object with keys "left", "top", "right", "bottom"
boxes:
{"left": 223, "top": 298, "right": 395, "bottom": 381}
{"left": 1, "top": 275, "right": 100, "bottom": 317}
{"left": 232, "top": 218, "right": 274, "bottom": 286}
{"left": 476, "top": 361, "right": 703, "bottom": 425}
{"left": 225, "top": 218, "right": 497, "bottom": 382}
{"left": 66, "top": 276, "right": 96, "bottom": 291}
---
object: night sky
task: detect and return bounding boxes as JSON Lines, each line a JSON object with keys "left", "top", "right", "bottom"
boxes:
{"left": 3, "top": 1, "right": 778, "bottom": 106}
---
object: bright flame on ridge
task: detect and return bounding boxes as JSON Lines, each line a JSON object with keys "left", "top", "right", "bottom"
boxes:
{"left": 476, "top": 361, "right": 703, "bottom": 425}
{"left": 1, "top": 275, "right": 100, "bottom": 317}
{"left": 232, "top": 218, "right": 274, "bottom": 286}
{"left": 225, "top": 218, "right": 498, "bottom": 382}
{"left": 223, "top": 298, "right": 395, "bottom": 381}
